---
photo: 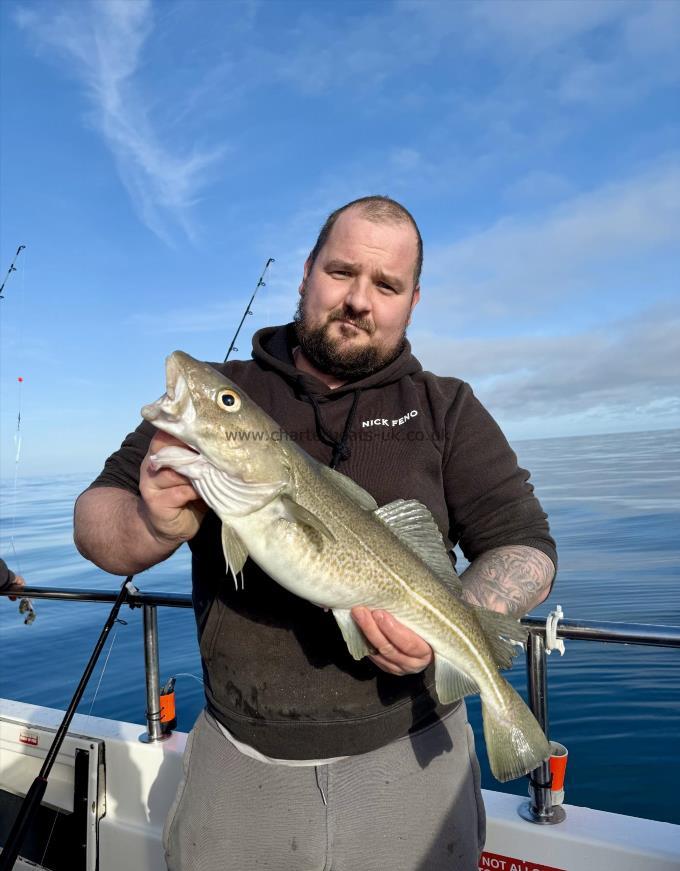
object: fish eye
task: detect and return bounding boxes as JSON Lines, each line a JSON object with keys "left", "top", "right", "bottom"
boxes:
{"left": 217, "top": 389, "right": 241, "bottom": 411}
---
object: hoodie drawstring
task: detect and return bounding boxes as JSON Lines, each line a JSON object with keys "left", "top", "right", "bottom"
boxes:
{"left": 307, "top": 389, "right": 363, "bottom": 470}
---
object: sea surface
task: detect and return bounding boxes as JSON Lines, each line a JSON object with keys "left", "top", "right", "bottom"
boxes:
{"left": 1, "top": 428, "right": 679, "bottom": 825}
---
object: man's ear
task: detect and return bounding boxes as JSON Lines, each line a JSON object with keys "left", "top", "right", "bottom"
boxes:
{"left": 407, "top": 284, "right": 421, "bottom": 325}
{"left": 299, "top": 256, "right": 313, "bottom": 295}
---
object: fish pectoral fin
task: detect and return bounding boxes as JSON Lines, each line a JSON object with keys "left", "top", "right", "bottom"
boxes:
{"left": 373, "top": 500, "right": 463, "bottom": 596}
{"left": 221, "top": 524, "right": 249, "bottom": 589}
{"left": 332, "top": 608, "right": 374, "bottom": 660}
{"left": 473, "top": 608, "right": 528, "bottom": 670}
{"left": 281, "top": 496, "right": 336, "bottom": 543}
{"left": 434, "top": 654, "right": 479, "bottom": 703}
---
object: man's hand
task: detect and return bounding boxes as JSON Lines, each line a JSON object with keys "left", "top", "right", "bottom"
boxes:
{"left": 351, "top": 607, "right": 433, "bottom": 675}
{"left": 7, "top": 574, "right": 25, "bottom": 602}
{"left": 74, "top": 431, "right": 209, "bottom": 576}
{"left": 140, "top": 431, "right": 208, "bottom": 545}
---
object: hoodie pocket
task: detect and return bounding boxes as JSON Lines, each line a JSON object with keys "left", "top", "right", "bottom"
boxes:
{"left": 466, "top": 721, "right": 487, "bottom": 854}
{"left": 199, "top": 597, "right": 226, "bottom": 662}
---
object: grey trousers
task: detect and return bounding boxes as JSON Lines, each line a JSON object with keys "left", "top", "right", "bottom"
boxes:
{"left": 164, "top": 705, "right": 485, "bottom": 871}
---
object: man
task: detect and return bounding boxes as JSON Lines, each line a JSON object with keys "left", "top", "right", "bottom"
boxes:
{"left": 0, "top": 558, "right": 25, "bottom": 602}
{"left": 75, "top": 196, "right": 556, "bottom": 871}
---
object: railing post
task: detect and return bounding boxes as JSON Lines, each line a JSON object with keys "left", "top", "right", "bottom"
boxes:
{"left": 518, "top": 631, "right": 566, "bottom": 824}
{"left": 139, "top": 604, "right": 168, "bottom": 743}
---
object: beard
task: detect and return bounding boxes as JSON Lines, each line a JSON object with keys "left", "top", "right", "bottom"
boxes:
{"left": 293, "top": 292, "right": 408, "bottom": 381}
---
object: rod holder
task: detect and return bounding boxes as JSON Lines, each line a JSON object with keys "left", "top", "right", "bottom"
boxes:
{"left": 139, "top": 604, "right": 169, "bottom": 743}
{"left": 518, "top": 631, "right": 566, "bottom": 825}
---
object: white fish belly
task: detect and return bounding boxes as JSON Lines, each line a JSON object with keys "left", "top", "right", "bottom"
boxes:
{"left": 230, "top": 501, "right": 375, "bottom": 610}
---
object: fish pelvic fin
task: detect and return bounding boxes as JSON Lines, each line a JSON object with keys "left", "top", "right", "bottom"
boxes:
{"left": 473, "top": 608, "right": 528, "bottom": 670}
{"left": 221, "top": 524, "right": 249, "bottom": 590}
{"left": 332, "top": 609, "right": 374, "bottom": 660}
{"left": 374, "top": 499, "right": 462, "bottom": 596}
{"left": 481, "top": 682, "right": 550, "bottom": 782}
{"left": 434, "top": 654, "right": 479, "bottom": 703}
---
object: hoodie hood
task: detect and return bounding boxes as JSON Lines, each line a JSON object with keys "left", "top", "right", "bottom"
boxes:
{"left": 251, "top": 323, "right": 422, "bottom": 400}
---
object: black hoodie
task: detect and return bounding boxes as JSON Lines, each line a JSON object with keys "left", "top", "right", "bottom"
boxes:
{"left": 89, "top": 324, "right": 556, "bottom": 758}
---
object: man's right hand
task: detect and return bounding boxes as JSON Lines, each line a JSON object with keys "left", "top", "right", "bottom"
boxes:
{"left": 139, "top": 431, "right": 208, "bottom": 546}
{"left": 75, "top": 431, "right": 209, "bottom": 576}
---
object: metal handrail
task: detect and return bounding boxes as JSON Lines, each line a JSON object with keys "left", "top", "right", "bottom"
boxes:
{"left": 7, "top": 585, "right": 680, "bottom": 645}
{"left": 521, "top": 614, "right": 680, "bottom": 647}
{"left": 0, "top": 585, "right": 194, "bottom": 608}
{"left": 3, "top": 584, "right": 679, "bottom": 827}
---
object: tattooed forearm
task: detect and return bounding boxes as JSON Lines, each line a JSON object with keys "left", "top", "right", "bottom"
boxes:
{"left": 460, "top": 546, "right": 555, "bottom": 618}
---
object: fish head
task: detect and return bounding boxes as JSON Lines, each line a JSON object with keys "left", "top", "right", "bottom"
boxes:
{"left": 141, "top": 351, "right": 289, "bottom": 487}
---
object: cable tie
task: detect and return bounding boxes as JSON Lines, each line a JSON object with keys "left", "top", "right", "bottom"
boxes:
{"left": 545, "top": 605, "right": 565, "bottom": 655}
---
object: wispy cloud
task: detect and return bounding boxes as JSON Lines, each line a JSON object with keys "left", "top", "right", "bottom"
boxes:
{"left": 14, "top": 0, "right": 226, "bottom": 243}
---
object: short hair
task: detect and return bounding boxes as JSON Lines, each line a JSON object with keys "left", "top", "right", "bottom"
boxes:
{"left": 308, "top": 195, "right": 423, "bottom": 288}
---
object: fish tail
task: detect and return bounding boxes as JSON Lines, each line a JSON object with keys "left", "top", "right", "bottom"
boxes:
{"left": 481, "top": 681, "right": 550, "bottom": 783}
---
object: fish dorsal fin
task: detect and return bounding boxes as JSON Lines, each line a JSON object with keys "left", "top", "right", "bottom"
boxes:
{"left": 374, "top": 499, "right": 462, "bottom": 595}
{"left": 221, "top": 524, "right": 249, "bottom": 590}
{"left": 473, "top": 607, "right": 528, "bottom": 670}
{"left": 319, "top": 465, "right": 378, "bottom": 511}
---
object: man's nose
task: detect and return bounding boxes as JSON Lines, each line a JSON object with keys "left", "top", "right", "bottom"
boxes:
{"left": 344, "top": 277, "right": 372, "bottom": 313}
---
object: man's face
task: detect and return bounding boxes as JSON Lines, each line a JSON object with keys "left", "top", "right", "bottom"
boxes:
{"left": 294, "top": 209, "right": 420, "bottom": 380}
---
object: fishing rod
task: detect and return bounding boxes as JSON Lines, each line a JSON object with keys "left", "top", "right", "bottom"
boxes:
{"left": 0, "top": 575, "right": 136, "bottom": 871}
{"left": 224, "top": 257, "right": 275, "bottom": 362}
{"left": 0, "top": 245, "right": 26, "bottom": 298}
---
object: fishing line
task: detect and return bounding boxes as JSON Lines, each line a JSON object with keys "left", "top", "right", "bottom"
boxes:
{"left": 0, "top": 246, "right": 28, "bottom": 578}
{"left": 2, "top": 246, "right": 34, "bottom": 624}
{"left": 10, "top": 376, "right": 24, "bottom": 574}
{"left": 174, "top": 672, "right": 204, "bottom": 686}
{"left": 38, "top": 807, "right": 60, "bottom": 869}
{"left": 86, "top": 619, "right": 128, "bottom": 716}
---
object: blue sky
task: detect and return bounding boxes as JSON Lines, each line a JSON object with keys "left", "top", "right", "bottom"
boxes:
{"left": 1, "top": 0, "right": 678, "bottom": 477}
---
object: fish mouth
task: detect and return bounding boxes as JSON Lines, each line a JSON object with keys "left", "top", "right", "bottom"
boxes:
{"left": 141, "top": 353, "right": 191, "bottom": 424}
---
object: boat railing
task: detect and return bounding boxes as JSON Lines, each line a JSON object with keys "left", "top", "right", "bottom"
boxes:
{"left": 3, "top": 585, "right": 680, "bottom": 827}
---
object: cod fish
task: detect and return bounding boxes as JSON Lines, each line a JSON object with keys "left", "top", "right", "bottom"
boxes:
{"left": 141, "top": 351, "right": 550, "bottom": 782}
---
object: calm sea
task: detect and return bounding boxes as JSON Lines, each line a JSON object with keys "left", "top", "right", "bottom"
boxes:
{"left": 1, "top": 428, "right": 678, "bottom": 825}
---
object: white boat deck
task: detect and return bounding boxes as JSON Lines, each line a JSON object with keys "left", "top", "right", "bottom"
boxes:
{"left": 1, "top": 698, "right": 679, "bottom": 871}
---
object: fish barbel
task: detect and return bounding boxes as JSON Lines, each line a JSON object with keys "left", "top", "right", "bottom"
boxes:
{"left": 141, "top": 351, "right": 550, "bottom": 781}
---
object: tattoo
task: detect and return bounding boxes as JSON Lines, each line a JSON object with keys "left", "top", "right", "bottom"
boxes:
{"left": 460, "top": 546, "right": 554, "bottom": 618}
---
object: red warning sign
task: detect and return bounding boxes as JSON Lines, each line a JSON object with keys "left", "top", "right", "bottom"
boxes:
{"left": 479, "top": 852, "right": 566, "bottom": 871}
{"left": 19, "top": 732, "right": 39, "bottom": 747}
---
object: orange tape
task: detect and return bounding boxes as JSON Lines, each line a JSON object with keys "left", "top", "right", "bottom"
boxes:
{"left": 549, "top": 741, "right": 568, "bottom": 792}
{"left": 160, "top": 691, "right": 176, "bottom": 724}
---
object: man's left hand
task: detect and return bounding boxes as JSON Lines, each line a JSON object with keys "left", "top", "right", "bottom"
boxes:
{"left": 351, "top": 607, "right": 433, "bottom": 675}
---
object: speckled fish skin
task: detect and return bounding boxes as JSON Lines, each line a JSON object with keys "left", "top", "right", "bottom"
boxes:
{"left": 141, "top": 350, "right": 550, "bottom": 782}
